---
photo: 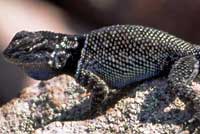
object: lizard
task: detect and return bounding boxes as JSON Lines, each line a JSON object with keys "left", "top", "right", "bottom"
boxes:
{"left": 3, "top": 25, "right": 200, "bottom": 123}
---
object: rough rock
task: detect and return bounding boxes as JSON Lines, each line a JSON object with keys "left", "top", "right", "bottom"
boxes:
{"left": 0, "top": 75, "right": 199, "bottom": 134}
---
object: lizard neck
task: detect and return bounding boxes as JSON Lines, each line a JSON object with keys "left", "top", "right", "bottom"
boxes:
{"left": 61, "top": 34, "right": 86, "bottom": 76}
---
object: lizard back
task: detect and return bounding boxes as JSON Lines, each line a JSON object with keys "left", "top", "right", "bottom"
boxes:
{"left": 78, "top": 25, "right": 195, "bottom": 88}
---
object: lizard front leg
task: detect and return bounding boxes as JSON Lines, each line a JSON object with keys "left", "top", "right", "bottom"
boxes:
{"left": 167, "top": 55, "right": 200, "bottom": 123}
{"left": 75, "top": 69, "right": 109, "bottom": 115}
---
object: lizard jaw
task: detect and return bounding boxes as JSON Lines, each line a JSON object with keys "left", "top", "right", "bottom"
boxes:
{"left": 21, "top": 63, "right": 59, "bottom": 80}
{"left": 3, "top": 48, "right": 59, "bottom": 80}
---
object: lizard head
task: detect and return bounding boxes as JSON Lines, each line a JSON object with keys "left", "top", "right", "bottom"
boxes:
{"left": 3, "top": 31, "right": 80, "bottom": 80}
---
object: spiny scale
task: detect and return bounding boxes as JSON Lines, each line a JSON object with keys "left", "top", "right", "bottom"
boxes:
{"left": 79, "top": 25, "right": 197, "bottom": 88}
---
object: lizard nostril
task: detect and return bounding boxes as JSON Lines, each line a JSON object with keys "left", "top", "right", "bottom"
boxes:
{"left": 3, "top": 47, "right": 12, "bottom": 59}
{"left": 3, "top": 48, "right": 8, "bottom": 57}
{"left": 3, "top": 45, "right": 17, "bottom": 58}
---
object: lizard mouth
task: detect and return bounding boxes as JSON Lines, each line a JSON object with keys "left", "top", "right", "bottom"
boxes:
{"left": 3, "top": 48, "right": 50, "bottom": 65}
{"left": 3, "top": 45, "right": 61, "bottom": 80}
{"left": 3, "top": 47, "right": 58, "bottom": 80}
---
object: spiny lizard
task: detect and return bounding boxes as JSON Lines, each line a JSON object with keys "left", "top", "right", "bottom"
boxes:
{"left": 3, "top": 25, "right": 200, "bottom": 122}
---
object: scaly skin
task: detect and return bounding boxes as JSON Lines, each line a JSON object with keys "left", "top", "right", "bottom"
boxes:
{"left": 3, "top": 25, "right": 200, "bottom": 123}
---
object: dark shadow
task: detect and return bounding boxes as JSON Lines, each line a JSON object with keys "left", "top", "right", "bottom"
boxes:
{"left": 138, "top": 86, "right": 191, "bottom": 124}
{"left": 58, "top": 86, "right": 137, "bottom": 121}
{"left": 137, "top": 80, "right": 199, "bottom": 133}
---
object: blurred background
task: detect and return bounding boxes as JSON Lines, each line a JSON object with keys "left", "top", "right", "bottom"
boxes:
{"left": 1, "top": 0, "right": 200, "bottom": 105}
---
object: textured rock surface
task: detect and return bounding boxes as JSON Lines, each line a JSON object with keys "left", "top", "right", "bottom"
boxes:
{"left": 0, "top": 75, "right": 199, "bottom": 134}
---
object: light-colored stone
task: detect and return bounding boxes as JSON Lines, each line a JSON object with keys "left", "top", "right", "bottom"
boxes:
{"left": 0, "top": 75, "right": 199, "bottom": 134}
